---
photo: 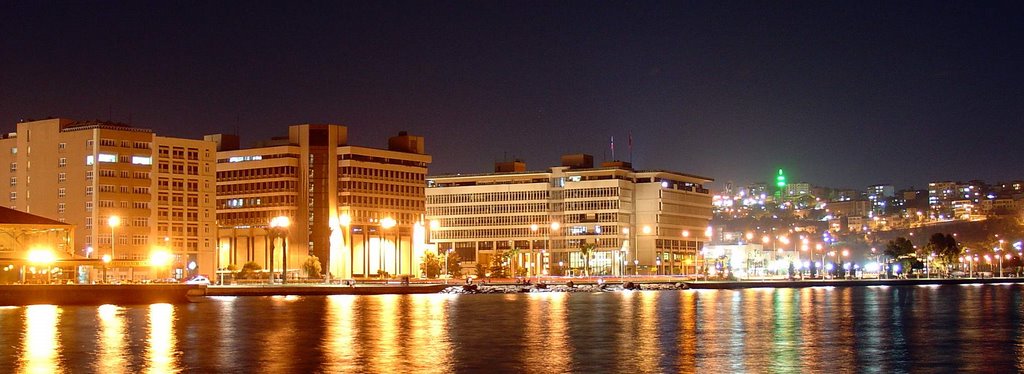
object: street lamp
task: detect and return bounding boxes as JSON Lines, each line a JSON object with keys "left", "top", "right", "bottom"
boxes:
{"left": 101, "top": 254, "right": 111, "bottom": 283}
{"left": 27, "top": 248, "right": 56, "bottom": 284}
{"left": 442, "top": 248, "right": 453, "bottom": 282}
{"left": 269, "top": 216, "right": 290, "bottom": 284}
{"left": 108, "top": 215, "right": 120, "bottom": 280}
{"left": 996, "top": 241, "right": 1004, "bottom": 277}
{"left": 682, "top": 229, "right": 690, "bottom": 275}
{"left": 530, "top": 224, "right": 539, "bottom": 277}
{"left": 108, "top": 216, "right": 121, "bottom": 259}
{"left": 150, "top": 248, "right": 173, "bottom": 279}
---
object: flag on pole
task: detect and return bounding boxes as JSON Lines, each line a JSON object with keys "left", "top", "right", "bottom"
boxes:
{"left": 610, "top": 136, "right": 615, "bottom": 159}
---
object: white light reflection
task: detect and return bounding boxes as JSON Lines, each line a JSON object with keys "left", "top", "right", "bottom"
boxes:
{"left": 96, "top": 304, "right": 126, "bottom": 372}
{"left": 324, "top": 295, "right": 358, "bottom": 372}
{"left": 147, "top": 303, "right": 176, "bottom": 372}
{"left": 22, "top": 305, "right": 61, "bottom": 373}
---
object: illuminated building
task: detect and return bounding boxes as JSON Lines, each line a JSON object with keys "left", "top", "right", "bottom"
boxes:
{"left": 210, "top": 125, "right": 430, "bottom": 279}
{"left": 426, "top": 155, "right": 713, "bottom": 276}
{"left": 928, "top": 181, "right": 957, "bottom": 216}
{"left": 0, "top": 118, "right": 217, "bottom": 280}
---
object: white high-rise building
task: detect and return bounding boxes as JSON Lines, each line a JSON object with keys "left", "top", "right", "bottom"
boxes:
{"left": 426, "top": 156, "right": 713, "bottom": 277}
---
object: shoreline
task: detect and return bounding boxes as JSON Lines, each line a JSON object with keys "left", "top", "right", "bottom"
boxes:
{"left": 2, "top": 277, "right": 1022, "bottom": 306}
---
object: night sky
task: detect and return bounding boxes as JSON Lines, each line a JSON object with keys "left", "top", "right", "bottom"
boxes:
{"left": 2, "top": 1, "right": 1022, "bottom": 191}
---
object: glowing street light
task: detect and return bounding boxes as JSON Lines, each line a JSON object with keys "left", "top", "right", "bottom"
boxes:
{"left": 108, "top": 215, "right": 121, "bottom": 260}
{"left": 269, "top": 216, "right": 291, "bottom": 284}
{"left": 102, "top": 254, "right": 112, "bottom": 283}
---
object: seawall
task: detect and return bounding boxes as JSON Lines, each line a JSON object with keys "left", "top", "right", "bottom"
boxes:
{"left": 0, "top": 284, "right": 207, "bottom": 306}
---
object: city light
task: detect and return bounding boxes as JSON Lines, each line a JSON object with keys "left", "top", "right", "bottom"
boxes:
{"left": 27, "top": 249, "right": 56, "bottom": 265}
{"left": 149, "top": 250, "right": 173, "bottom": 267}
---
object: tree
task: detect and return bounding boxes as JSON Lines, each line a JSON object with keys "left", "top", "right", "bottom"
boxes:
{"left": 447, "top": 252, "right": 464, "bottom": 278}
{"left": 475, "top": 262, "right": 486, "bottom": 278}
{"left": 926, "top": 233, "right": 961, "bottom": 275}
{"left": 579, "top": 242, "right": 597, "bottom": 277}
{"left": 420, "top": 251, "right": 441, "bottom": 279}
{"left": 505, "top": 247, "right": 520, "bottom": 276}
{"left": 885, "top": 237, "right": 917, "bottom": 276}
{"left": 237, "top": 262, "right": 262, "bottom": 279}
{"left": 303, "top": 256, "right": 322, "bottom": 278}
{"left": 489, "top": 253, "right": 509, "bottom": 278}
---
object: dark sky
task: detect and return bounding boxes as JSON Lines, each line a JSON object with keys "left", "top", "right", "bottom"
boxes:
{"left": 2, "top": 1, "right": 1022, "bottom": 191}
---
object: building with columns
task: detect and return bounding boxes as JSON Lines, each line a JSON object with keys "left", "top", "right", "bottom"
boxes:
{"left": 425, "top": 155, "right": 713, "bottom": 277}
{"left": 0, "top": 118, "right": 218, "bottom": 281}
{"left": 210, "top": 125, "right": 430, "bottom": 280}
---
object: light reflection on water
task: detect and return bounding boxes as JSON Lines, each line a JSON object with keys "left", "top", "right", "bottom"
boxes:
{"left": 3, "top": 285, "right": 1024, "bottom": 372}
{"left": 23, "top": 304, "right": 61, "bottom": 373}
{"left": 96, "top": 304, "right": 126, "bottom": 373}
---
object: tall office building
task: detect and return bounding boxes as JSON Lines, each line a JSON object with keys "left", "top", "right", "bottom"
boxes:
{"left": 425, "top": 155, "right": 713, "bottom": 276}
{"left": 210, "top": 125, "right": 430, "bottom": 280}
{"left": 0, "top": 118, "right": 218, "bottom": 280}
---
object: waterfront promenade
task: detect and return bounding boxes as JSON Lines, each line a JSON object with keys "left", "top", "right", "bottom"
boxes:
{"left": 204, "top": 275, "right": 1024, "bottom": 296}
{"left": 3, "top": 276, "right": 1022, "bottom": 306}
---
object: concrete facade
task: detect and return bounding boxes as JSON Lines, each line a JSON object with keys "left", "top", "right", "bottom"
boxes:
{"left": 0, "top": 119, "right": 217, "bottom": 281}
{"left": 426, "top": 159, "right": 713, "bottom": 277}
{"left": 210, "top": 125, "right": 430, "bottom": 280}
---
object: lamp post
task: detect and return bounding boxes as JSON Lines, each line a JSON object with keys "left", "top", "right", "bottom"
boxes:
{"left": 443, "top": 248, "right": 453, "bottom": 283}
{"left": 633, "top": 259, "right": 639, "bottom": 276}
{"left": 841, "top": 249, "right": 849, "bottom": 279}
{"left": 108, "top": 215, "right": 120, "bottom": 280}
{"left": 269, "top": 216, "right": 290, "bottom": 284}
{"left": 996, "top": 240, "right": 1004, "bottom": 277}
{"left": 530, "top": 224, "right": 539, "bottom": 277}
{"left": 682, "top": 230, "right": 690, "bottom": 276}
{"left": 550, "top": 221, "right": 560, "bottom": 277}
{"left": 101, "top": 254, "right": 111, "bottom": 283}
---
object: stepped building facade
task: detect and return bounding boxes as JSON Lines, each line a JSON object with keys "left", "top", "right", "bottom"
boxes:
{"left": 209, "top": 125, "right": 431, "bottom": 280}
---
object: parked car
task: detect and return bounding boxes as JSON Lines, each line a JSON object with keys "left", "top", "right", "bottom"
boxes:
{"left": 184, "top": 275, "right": 211, "bottom": 285}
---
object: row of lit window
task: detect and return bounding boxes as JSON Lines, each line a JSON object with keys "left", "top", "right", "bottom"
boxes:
{"left": 428, "top": 203, "right": 550, "bottom": 216}
{"left": 157, "top": 146, "right": 204, "bottom": 161}
{"left": 340, "top": 166, "right": 425, "bottom": 182}
{"left": 339, "top": 180, "right": 423, "bottom": 196}
{"left": 217, "top": 166, "right": 298, "bottom": 179}
{"left": 426, "top": 190, "right": 549, "bottom": 205}
{"left": 337, "top": 195, "right": 424, "bottom": 210}
{"left": 218, "top": 181, "right": 298, "bottom": 194}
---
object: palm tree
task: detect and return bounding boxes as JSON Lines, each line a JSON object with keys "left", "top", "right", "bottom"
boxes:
{"left": 579, "top": 242, "right": 597, "bottom": 277}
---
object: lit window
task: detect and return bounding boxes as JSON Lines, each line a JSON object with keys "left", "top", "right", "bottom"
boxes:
{"left": 98, "top": 153, "right": 117, "bottom": 163}
{"left": 132, "top": 156, "right": 152, "bottom": 165}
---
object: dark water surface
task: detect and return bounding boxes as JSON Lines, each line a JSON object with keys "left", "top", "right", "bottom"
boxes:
{"left": 3, "top": 284, "right": 1024, "bottom": 373}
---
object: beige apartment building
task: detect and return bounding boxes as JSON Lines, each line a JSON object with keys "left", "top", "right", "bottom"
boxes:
{"left": 0, "top": 118, "right": 218, "bottom": 281}
{"left": 426, "top": 155, "right": 713, "bottom": 277}
{"left": 210, "top": 125, "right": 430, "bottom": 280}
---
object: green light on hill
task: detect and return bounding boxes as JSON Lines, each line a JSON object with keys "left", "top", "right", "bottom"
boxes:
{"left": 776, "top": 169, "right": 786, "bottom": 188}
